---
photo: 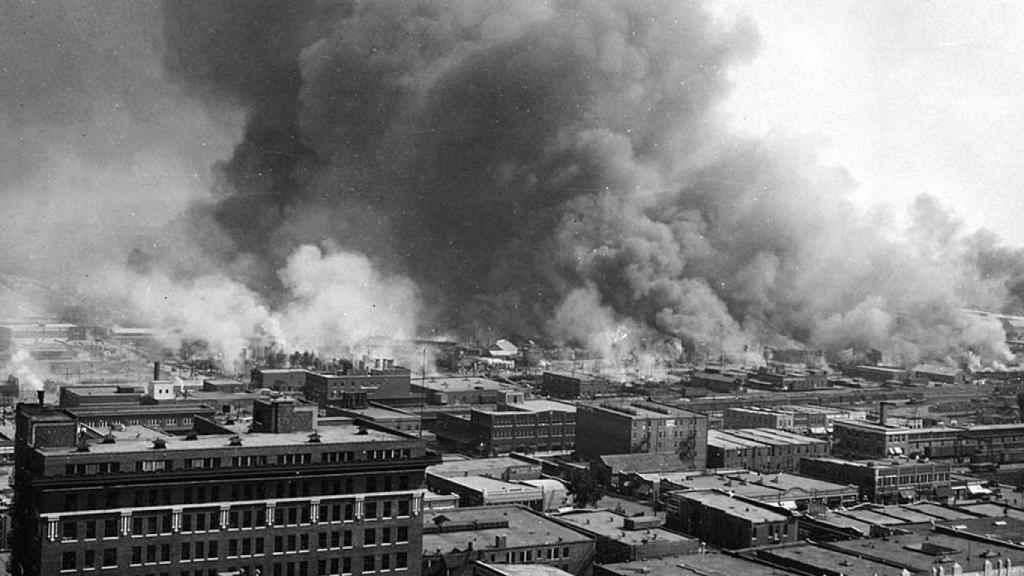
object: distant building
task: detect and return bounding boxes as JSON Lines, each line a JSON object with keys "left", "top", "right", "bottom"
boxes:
{"left": 421, "top": 505, "right": 595, "bottom": 576}
{"left": 592, "top": 453, "right": 696, "bottom": 491}
{"left": 841, "top": 365, "right": 908, "bottom": 385}
{"left": 201, "top": 378, "right": 246, "bottom": 394}
{"left": 656, "top": 470, "right": 858, "bottom": 511}
{"left": 665, "top": 490, "right": 798, "bottom": 549}
{"left": 575, "top": 401, "right": 707, "bottom": 469}
{"left": 488, "top": 340, "right": 519, "bottom": 360}
{"left": 706, "top": 429, "right": 828, "bottom": 472}
{"left": 541, "top": 372, "right": 615, "bottom": 400}
{"left": 690, "top": 370, "right": 745, "bottom": 393}
{"left": 799, "top": 456, "right": 952, "bottom": 503}
{"left": 59, "top": 385, "right": 144, "bottom": 407}
{"left": 910, "top": 364, "right": 965, "bottom": 386}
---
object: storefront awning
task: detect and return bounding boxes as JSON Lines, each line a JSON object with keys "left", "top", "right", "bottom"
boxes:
{"left": 967, "top": 484, "right": 993, "bottom": 495}
{"left": 777, "top": 500, "right": 798, "bottom": 510}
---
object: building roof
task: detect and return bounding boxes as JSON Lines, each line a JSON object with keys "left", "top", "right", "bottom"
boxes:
{"left": 673, "top": 490, "right": 790, "bottom": 523}
{"left": 490, "top": 340, "right": 519, "bottom": 353}
{"left": 434, "top": 475, "right": 542, "bottom": 497}
{"left": 476, "top": 563, "right": 571, "bottom": 576}
{"left": 912, "top": 364, "right": 963, "bottom": 377}
{"left": 762, "top": 544, "right": 907, "bottom": 576}
{"left": 554, "top": 510, "right": 696, "bottom": 546}
{"left": 429, "top": 457, "right": 538, "bottom": 478}
{"left": 35, "top": 420, "right": 411, "bottom": 455}
{"left": 414, "top": 377, "right": 512, "bottom": 393}
{"left": 596, "top": 553, "right": 801, "bottom": 576}
{"left": 826, "top": 523, "right": 1024, "bottom": 574}
{"left": 586, "top": 401, "right": 702, "bottom": 420}
{"left": 598, "top": 453, "right": 691, "bottom": 474}
{"left": 422, "top": 506, "right": 591, "bottom": 554}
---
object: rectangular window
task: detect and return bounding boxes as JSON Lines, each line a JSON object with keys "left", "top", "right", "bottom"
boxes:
{"left": 363, "top": 556, "right": 375, "bottom": 573}
{"left": 62, "top": 551, "right": 76, "bottom": 571}
{"left": 102, "top": 548, "right": 117, "bottom": 568}
{"left": 364, "top": 528, "right": 376, "bottom": 545}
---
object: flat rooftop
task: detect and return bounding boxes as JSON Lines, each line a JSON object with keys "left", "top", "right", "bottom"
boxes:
{"left": 435, "top": 475, "right": 541, "bottom": 496}
{"left": 597, "top": 552, "right": 801, "bottom": 576}
{"left": 422, "top": 506, "right": 590, "bottom": 553}
{"left": 589, "top": 401, "right": 702, "bottom": 419}
{"left": 333, "top": 405, "right": 420, "bottom": 420}
{"left": 555, "top": 510, "right": 695, "bottom": 546}
{"left": 413, "top": 377, "right": 512, "bottom": 393}
{"left": 762, "top": 544, "right": 906, "bottom": 576}
{"left": 429, "top": 457, "right": 537, "bottom": 477}
{"left": 35, "top": 421, "right": 412, "bottom": 456}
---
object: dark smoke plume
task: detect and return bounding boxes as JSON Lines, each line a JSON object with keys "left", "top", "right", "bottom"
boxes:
{"left": 4, "top": 1, "right": 970, "bottom": 366}
{"left": 143, "top": 0, "right": 1024, "bottom": 366}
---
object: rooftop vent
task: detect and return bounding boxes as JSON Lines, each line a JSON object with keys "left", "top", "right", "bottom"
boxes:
{"left": 101, "top": 433, "right": 116, "bottom": 444}
{"left": 75, "top": 439, "right": 90, "bottom": 452}
{"left": 308, "top": 431, "right": 322, "bottom": 443}
{"left": 228, "top": 435, "right": 243, "bottom": 446}
{"left": 184, "top": 431, "right": 199, "bottom": 441}
{"left": 151, "top": 438, "right": 167, "bottom": 450}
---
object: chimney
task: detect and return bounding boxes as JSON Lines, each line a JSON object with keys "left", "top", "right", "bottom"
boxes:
{"left": 153, "top": 361, "right": 161, "bottom": 382}
{"left": 879, "top": 402, "right": 888, "bottom": 426}
{"left": 37, "top": 390, "right": 45, "bottom": 406}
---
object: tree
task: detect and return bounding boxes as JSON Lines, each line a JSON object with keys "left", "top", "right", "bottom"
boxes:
{"left": 566, "top": 468, "right": 604, "bottom": 508}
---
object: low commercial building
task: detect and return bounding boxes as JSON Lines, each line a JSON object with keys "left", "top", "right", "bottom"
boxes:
{"left": 553, "top": 510, "right": 700, "bottom": 563}
{"left": 706, "top": 429, "right": 828, "bottom": 472}
{"left": 723, "top": 407, "right": 794, "bottom": 430}
{"left": 412, "top": 377, "right": 517, "bottom": 406}
{"left": 831, "top": 419, "right": 960, "bottom": 459}
{"left": 201, "top": 378, "right": 246, "bottom": 393}
{"left": 421, "top": 505, "right": 595, "bottom": 576}
{"left": 593, "top": 453, "right": 697, "bottom": 491}
{"left": 426, "top": 475, "right": 545, "bottom": 510}
{"left": 576, "top": 402, "right": 707, "bottom": 469}
{"left": 59, "top": 386, "right": 144, "bottom": 407}
{"left": 541, "top": 372, "right": 615, "bottom": 400}
{"left": 799, "top": 456, "right": 952, "bottom": 503}
{"left": 665, "top": 490, "right": 799, "bottom": 549}
{"left": 67, "top": 403, "right": 219, "bottom": 433}
{"left": 428, "top": 456, "right": 542, "bottom": 482}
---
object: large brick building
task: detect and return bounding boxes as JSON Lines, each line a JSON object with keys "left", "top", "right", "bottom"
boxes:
{"left": 540, "top": 372, "right": 615, "bottom": 400}
{"left": 665, "top": 490, "right": 798, "bottom": 550}
{"left": 12, "top": 397, "right": 438, "bottom": 576}
{"left": 575, "top": 401, "right": 707, "bottom": 469}
{"left": 435, "top": 398, "right": 576, "bottom": 455}
{"left": 306, "top": 367, "right": 412, "bottom": 403}
{"left": 705, "top": 429, "right": 829, "bottom": 472}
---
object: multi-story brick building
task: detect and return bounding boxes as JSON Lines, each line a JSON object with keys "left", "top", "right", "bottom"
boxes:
{"left": 251, "top": 368, "right": 309, "bottom": 394}
{"left": 12, "top": 396, "right": 438, "bottom": 576}
{"left": 435, "top": 399, "right": 576, "bottom": 455}
{"left": 575, "top": 402, "right": 707, "bottom": 469}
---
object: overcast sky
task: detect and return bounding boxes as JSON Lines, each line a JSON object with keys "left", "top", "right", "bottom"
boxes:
{"left": 719, "top": 0, "right": 1024, "bottom": 245}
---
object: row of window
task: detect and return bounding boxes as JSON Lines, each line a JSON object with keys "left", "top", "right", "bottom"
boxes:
{"left": 61, "top": 548, "right": 407, "bottom": 575}
{"left": 63, "top": 449, "right": 416, "bottom": 477}
{"left": 59, "top": 500, "right": 412, "bottom": 542}
{"left": 62, "top": 475, "right": 414, "bottom": 510}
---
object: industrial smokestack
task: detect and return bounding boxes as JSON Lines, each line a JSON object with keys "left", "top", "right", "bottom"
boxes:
{"left": 153, "top": 361, "right": 161, "bottom": 382}
{"left": 37, "top": 389, "right": 44, "bottom": 406}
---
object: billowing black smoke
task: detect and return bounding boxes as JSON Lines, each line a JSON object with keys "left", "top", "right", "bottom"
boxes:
{"left": 158, "top": 0, "right": 1024, "bottom": 366}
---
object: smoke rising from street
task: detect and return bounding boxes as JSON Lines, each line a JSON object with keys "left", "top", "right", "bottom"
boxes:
{"left": 3, "top": 0, "right": 1024, "bottom": 368}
